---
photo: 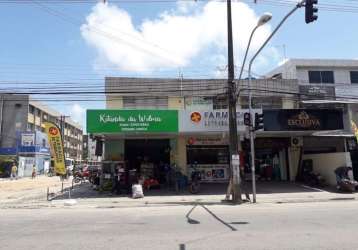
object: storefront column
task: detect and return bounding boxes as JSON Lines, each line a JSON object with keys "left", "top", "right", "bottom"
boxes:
{"left": 176, "top": 136, "right": 187, "bottom": 174}
{"left": 288, "top": 147, "right": 301, "bottom": 181}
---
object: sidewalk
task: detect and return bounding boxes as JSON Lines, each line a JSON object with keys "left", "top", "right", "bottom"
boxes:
{"left": 0, "top": 175, "right": 74, "bottom": 206}
{"left": 1, "top": 181, "right": 357, "bottom": 209}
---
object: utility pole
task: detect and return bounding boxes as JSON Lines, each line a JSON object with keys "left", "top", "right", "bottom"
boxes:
{"left": 227, "top": 0, "right": 242, "bottom": 203}
{"left": 57, "top": 115, "right": 70, "bottom": 158}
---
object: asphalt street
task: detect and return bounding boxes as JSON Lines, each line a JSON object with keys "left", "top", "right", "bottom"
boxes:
{"left": 1, "top": 200, "right": 358, "bottom": 250}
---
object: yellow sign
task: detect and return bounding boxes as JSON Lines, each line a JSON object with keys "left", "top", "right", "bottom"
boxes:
{"left": 351, "top": 120, "right": 358, "bottom": 142}
{"left": 44, "top": 122, "right": 66, "bottom": 175}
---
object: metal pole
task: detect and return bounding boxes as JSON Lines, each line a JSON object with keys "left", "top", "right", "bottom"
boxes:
{"left": 248, "top": 65, "right": 257, "bottom": 203}
{"left": 227, "top": 0, "right": 241, "bottom": 203}
{"left": 248, "top": 1, "right": 304, "bottom": 203}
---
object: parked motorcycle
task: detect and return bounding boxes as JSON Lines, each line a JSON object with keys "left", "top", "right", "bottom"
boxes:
{"left": 336, "top": 179, "right": 358, "bottom": 192}
{"left": 335, "top": 166, "right": 358, "bottom": 192}
{"left": 302, "top": 163, "right": 325, "bottom": 187}
{"left": 189, "top": 163, "right": 201, "bottom": 194}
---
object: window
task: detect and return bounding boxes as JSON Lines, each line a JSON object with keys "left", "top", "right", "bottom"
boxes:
{"left": 308, "top": 71, "right": 334, "bottom": 84}
{"left": 29, "top": 105, "right": 35, "bottom": 114}
{"left": 187, "top": 145, "right": 229, "bottom": 165}
{"left": 36, "top": 109, "right": 41, "bottom": 116}
{"left": 27, "top": 123, "right": 34, "bottom": 131}
{"left": 350, "top": 71, "right": 358, "bottom": 84}
{"left": 123, "top": 96, "right": 168, "bottom": 109}
{"left": 213, "top": 97, "right": 227, "bottom": 109}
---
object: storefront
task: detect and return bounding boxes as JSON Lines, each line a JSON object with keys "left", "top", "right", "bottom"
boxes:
{"left": 17, "top": 131, "right": 51, "bottom": 177}
{"left": 179, "top": 109, "right": 262, "bottom": 183}
{"left": 263, "top": 109, "right": 347, "bottom": 185}
{"left": 87, "top": 108, "right": 348, "bottom": 186}
{"left": 87, "top": 109, "right": 179, "bottom": 187}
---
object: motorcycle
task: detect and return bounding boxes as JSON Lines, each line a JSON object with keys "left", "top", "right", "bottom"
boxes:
{"left": 335, "top": 167, "right": 358, "bottom": 192}
{"left": 302, "top": 164, "right": 325, "bottom": 187}
{"left": 337, "top": 179, "right": 358, "bottom": 192}
{"left": 189, "top": 163, "right": 201, "bottom": 194}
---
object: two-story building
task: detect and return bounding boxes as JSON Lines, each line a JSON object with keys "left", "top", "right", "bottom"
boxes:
{"left": 266, "top": 58, "right": 358, "bottom": 182}
{"left": 87, "top": 76, "right": 350, "bottom": 187}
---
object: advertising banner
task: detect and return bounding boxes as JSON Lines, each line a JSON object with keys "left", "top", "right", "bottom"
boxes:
{"left": 188, "top": 165, "right": 229, "bottom": 183}
{"left": 21, "top": 133, "right": 35, "bottom": 146}
{"left": 44, "top": 122, "right": 66, "bottom": 175}
{"left": 179, "top": 109, "right": 262, "bottom": 133}
{"left": 263, "top": 109, "right": 344, "bottom": 131}
{"left": 351, "top": 120, "right": 358, "bottom": 142}
{"left": 87, "top": 110, "right": 178, "bottom": 133}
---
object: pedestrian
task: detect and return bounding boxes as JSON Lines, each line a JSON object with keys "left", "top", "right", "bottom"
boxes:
{"left": 32, "top": 164, "right": 37, "bottom": 179}
{"left": 10, "top": 162, "right": 17, "bottom": 180}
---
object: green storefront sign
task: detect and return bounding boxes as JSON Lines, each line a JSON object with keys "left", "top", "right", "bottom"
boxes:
{"left": 87, "top": 110, "right": 178, "bottom": 133}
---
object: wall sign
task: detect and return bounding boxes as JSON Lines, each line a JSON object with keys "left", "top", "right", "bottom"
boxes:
{"left": 187, "top": 137, "right": 228, "bottom": 145}
{"left": 179, "top": 109, "right": 262, "bottom": 133}
{"left": 299, "top": 85, "right": 335, "bottom": 100}
{"left": 87, "top": 110, "right": 178, "bottom": 133}
{"left": 264, "top": 109, "right": 344, "bottom": 131}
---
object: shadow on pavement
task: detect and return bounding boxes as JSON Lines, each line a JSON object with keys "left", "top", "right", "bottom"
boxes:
{"left": 185, "top": 204, "right": 247, "bottom": 231}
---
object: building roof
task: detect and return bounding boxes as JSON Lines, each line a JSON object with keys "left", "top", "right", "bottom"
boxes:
{"left": 266, "top": 58, "right": 358, "bottom": 79}
{"left": 283, "top": 58, "right": 358, "bottom": 68}
{"left": 29, "top": 99, "right": 82, "bottom": 130}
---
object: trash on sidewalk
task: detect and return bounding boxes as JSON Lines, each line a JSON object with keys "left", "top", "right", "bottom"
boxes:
{"left": 132, "top": 184, "right": 144, "bottom": 199}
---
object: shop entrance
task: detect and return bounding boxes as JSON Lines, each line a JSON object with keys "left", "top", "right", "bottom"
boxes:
{"left": 124, "top": 139, "right": 170, "bottom": 185}
{"left": 243, "top": 138, "right": 290, "bottom": 181}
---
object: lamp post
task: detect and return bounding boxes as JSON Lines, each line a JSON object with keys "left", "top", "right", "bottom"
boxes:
{"left": 237, "top": 13, "right": 272, "bottom": 83}
{"left": 248, "top": 1, "right": 305, "bottom": 203}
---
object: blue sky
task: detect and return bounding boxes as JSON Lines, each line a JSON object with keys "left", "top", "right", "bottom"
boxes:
{"left": 0, "top": 0, "right": 357, "bottom": 132}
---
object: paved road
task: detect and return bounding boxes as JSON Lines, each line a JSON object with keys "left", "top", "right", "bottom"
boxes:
{"left": 1, "top": 201, "right": 358, "bottom": 250}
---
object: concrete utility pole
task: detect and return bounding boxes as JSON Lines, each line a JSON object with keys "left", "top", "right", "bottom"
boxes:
{"left": 226, "top": 0, "right": 242, "bottom": 203}
{"left": 57, "top": 115, "right": 70, "bottom": 157}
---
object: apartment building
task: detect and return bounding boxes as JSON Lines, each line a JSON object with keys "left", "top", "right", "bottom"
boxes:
{"left": 0, "top": 94, "right": 83, "bottom": 176}
{"left": 27, "top": 100, "right": 83, "bottom": 160}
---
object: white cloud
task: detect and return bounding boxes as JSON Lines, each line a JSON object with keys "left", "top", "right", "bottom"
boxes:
{"left": 81, "top": 1, "right": 274, "bottom": 73}
{"left": 69, "top": 103, "right": 85, "bottom": 127}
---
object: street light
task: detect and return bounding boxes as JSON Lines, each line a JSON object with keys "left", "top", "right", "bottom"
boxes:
{"left": 248, "top": 1, "right": 305, "bottom": 203}
{"left": 237, "top": 12, "right": 272, "bottom": 89}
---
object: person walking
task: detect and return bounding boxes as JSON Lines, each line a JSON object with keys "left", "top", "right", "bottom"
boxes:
{"left": 32, "top": 164, "right": 37, "bottom": 179}
{"left": 10, "top": 162, "right": 17, "bottom": 180}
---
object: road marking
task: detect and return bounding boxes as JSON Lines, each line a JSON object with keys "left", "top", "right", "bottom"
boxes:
{"left": 301, "top": 185, "right": 327, "bottom": 192}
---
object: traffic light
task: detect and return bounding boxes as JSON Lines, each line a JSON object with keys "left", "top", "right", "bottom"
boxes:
{"left": 244, "top": 112, "right": 251, "bottom": 126}
{"left": 305, "top": 0, "right": 318, "bottom": 24}
{"left": 254, "top": 113, "right": 264, "bottom": 131}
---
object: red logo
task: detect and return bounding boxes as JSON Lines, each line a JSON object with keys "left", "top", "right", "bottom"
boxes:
{"left": 190, "top": 112, "right": 201, "bottom": 123}
{"left": 188, "top": 137, "right": 196, "bottom": 145}
{"left": 49, "top": 127, "right": 59, "bottom": 136}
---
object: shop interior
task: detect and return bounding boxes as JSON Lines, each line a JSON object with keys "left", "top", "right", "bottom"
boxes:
{"left": 124, "top": 139, "right": 171, "bottom": 188}
{"left": 242, "top": 138, "right": 289, "bottom": 181}
{"left": 186, "top": 145, "right": 230, "bottom": 182}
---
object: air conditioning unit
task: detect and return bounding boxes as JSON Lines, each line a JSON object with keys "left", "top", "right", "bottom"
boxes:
{"left": 291, "top": 137, "right": 303, "bottom": 147}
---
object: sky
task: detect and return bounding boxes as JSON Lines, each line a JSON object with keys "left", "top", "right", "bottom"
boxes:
{"left": 0, "top": 0, "right": 357, "bottom": 133}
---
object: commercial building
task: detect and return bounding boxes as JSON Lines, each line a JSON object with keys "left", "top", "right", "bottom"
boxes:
{"left": 82, "top": 134, "right": 98, "bottom": 162}
{"left": 87, "top": 76, "right": 351, "bottom": 187}
{"left": 0, "top": 94, "right": 83, "bottom": 176}
{"left": 266, "top": 58, "right": 358, "bottom": 183}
